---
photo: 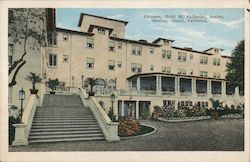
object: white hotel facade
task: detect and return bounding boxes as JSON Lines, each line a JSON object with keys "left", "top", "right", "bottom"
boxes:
{"left": 26, "top": 12, "right": 244, "bottom": 119}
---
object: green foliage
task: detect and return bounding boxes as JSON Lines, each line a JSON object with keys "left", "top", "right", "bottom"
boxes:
{"left": 46, "top": 78, "right": 59, "bottom": 92}
{"left": 9, "top": 116, "right": 20, "bottom": 145}
{"left": 84, "top": 77, "right": 97, "bottom": 94}
{"left": 25, "top": 72, "right": 42, "bottom": 89}
{"left": 209, "top": 98, "right": 222, "bottom": 109}
{"left": 118, "top": 117, "right": 141, "bottom": 137}
{"left": 226, "top": 40, "right": 244, "bottom": 95}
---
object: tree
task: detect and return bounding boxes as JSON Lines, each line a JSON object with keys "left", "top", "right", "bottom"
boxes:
{"left": 84, "top": 77, "right": 97, "bottom": 96}
{"left": 25, "top": 72, "right": 42, "bottom": 90}
{"left": 8, "top": 8, "right": 47, "bottom": 87}
{"left": 46, "top": 78, "right": 59, "bottom": 93}
{"left": 226, "top": 40, "right": 244, "bottom": 95}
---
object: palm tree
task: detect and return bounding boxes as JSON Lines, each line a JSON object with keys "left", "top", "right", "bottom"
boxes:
{"left": 25, "top": 72, "right": 42, "bottom": 90}
{"left": 84, "top": 77, "right": 97, "bottom": 96}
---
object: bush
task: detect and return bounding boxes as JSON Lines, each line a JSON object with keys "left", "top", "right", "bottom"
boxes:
{"left": 118, "top": 117, "right": 141, "bottom": 137}
{"left": 9, "top": 116, "right": 20, "bottom": 145}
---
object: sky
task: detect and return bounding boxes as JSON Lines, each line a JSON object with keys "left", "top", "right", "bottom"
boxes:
{"left": 56, "top": 8, "right": 244, "bottom": 56}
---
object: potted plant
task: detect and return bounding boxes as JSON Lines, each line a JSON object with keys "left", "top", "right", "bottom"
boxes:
{"left": 84, "top": 77, "right": 97, "bottom": 96}
{"left": 25, "top": 72, "right": 42, "bottom": 94}
{"left": 46, "top": 78, "right": 59, "bottom": 94}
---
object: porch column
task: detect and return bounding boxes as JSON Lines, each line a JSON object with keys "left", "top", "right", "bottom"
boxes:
{"left": 207, "top": 80, "right": 212, "bottom": 97}
{"left": 121, "top": 100, "right": 125, "bottom": 117}
{"left": 136, "top": 101, "right": 139, "bottom": 119}
{"left": 222, "top": 81, "right": 226, "bottom": 97}
{"left": 137, "top": 77, "right": 140, "bottom": 91}
{"left": 157, "top": 75, "right": 162, "bottom": 95}
{"left": 192, "top": 78, "right": 197, "bottom": 97}
{"left": 175, "top": 76, "right": 180, "bottom": 96}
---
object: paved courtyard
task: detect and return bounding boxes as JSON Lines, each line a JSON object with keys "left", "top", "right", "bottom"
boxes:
{"left": 9, "top": 119, "right": 244, "bottom": 151}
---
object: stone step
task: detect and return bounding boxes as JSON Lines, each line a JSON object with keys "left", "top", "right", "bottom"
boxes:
{"left": 30, "top": 127, "right": 101, "bottom": 132}
{"left": 29, "top": 136, "right": 104, "bottom": 144}
{"left": 32, "top": 124, "right": 99, "bottom": 129}
{"left": 30, "top": 130, "right": 102, "bottom": 136}
{"left": 34, "top": 115, "right": 94, "bottom": 117}
{"left": 33, "top": 119, "right": 96, "bottom": 123}
{"left": 32, "top": 121, "right": 98, "bottom": 126}
{"left": 33, "top": 117, "right": 95, "bottom": 120}
{"left": 29, "top": 133, "right": 104, "bottom": 140}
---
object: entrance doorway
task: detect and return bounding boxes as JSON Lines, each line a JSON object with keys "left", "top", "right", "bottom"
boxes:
{"left": 139, "top": 101, "right": 150, "bottom": 119}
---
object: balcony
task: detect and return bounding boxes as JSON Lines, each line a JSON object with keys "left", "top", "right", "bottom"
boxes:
{"left": 162, "top": 91, "right": 175, "bottom": 96}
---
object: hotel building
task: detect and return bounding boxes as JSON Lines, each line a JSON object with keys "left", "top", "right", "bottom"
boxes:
{"left": 42, "top": 12, "right": 244, "bottom": 120}
{"left": 9, "top": 11, "right": 244, "bottom": 121}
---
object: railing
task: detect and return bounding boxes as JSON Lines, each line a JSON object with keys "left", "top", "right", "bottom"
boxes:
{"left": 197, "top": 93, "right": 208, "bottom": 97}
{"left": 46, "top": 86, "right": 79, "bottom": 95}
{"left": 12, "top": 95, "right": 38, "bottom": 146}
{"left": 162, "top": 91, "right": 175, "bottom": 96}
{"left": 79, "top": 88, "right": 120, "bottom": 141}
{"left": 180, "top": 92, "right": 192, "bottom": 96}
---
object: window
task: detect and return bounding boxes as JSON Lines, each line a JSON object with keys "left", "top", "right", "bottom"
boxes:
{"left": 63, "top": 34, "right": 69, "bottom": 41}
{"left": 177, "top": 68, "right": 186, "bottom": 75}
{"left": 178, "top": 52, "right": 186, "bottom": 61}
{"left": 150, "top": 65, "right": 154, "bottom": 71}
{"left": 98, "top": 28, "right": 105, "bottom": 35}
{"left": 108, "top": 42, "right": 115, "bottom": 52}
{"left": 200, "top": 56, "right": 208, "bottom": 64}
{"left": 190, "top": 54, "right": 193, "bottom": 59}
{"left": 164, "top": 40, "right": 169, "bottom": 45}
{"left": 86, "top": 57, "right": 94, "bottom": 68}
{"left": 108, "top": 60, "right": 115, "bottom": 70}
{"left": 200, "top": 71, "right": 208, "bottom": 77}
{"left": 117, "top": 43, "right": 122, "bottom": 49}
{"left": 162, "top": 66, "right": 171, "bottom": 73}
{"left": 161, "top": 66, "right": 166, "bottom": 72}
{"left": 213, "top": 58, "right": 220, "bottom": 66}
{"left": 215, "top": 49, "right": 219, "bottom": 54}
{"left": 117, "top": 61, "right": 122, "bottom": 68}
{"left": 113, "top": 33, "right": 117, "bottom": 37}
{"left": 166, "top": 67, "right": 171, "bottom": 73}
{"left": 190, "top": 69, "right": 193, "bottom": 75}
{"left": 131, "top": 45, "right": 142, "bottom": 55}
{"left": 167, "top": 50, "right": 171, "bottom": 59}
{"left": 49, "top": 53, "right": 57, "bottom": 67}
{"left": 137, "top": 46, "right": 142, "bottom": 55}
{"left": 131, "top": 63, "right": 142, "bottom": 73}
{"left": 62, "top": 55, "right": 69, "bottom": 63}
{"left": 8, "top": 44, "right": 14, "bottom": 67}
{"left": 48, "top": 32, "right": 57, "bottom": 46}
{"left": 150, "top": 48, "right": 154, "bottom": 54}
{"left": 86, "top": 38, "right": 94, "bottom": 48}
{"left": 213, "top": 72, "right": 220, "bottom": 78}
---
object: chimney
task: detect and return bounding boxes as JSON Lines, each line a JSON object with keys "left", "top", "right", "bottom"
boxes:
{"left": 184, "top": 47, "right": 192, "bottom": 51}
{"left": 138, "top": 39, "right": 147, "bottom": 43}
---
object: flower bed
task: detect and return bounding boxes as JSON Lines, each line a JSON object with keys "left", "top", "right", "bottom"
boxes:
{"left": 158, "top": 116, "right": 211, "bottom": 122}
{"left": 118, "top": 117, "right": 141, "bottom": 137}
{"left": 220, "top": 113, "right": 243, "bottom": 119}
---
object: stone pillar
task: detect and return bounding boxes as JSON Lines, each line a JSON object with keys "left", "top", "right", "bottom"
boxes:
{"left": 207, "top": 80, "right": 212, "bottom": 97}
{"left": 136, "top": 101, "right": 139, "bottom": 119}
{"left": 222, "top": 81, "right": 226, "bottom": 97}
{"left": 137, "top": 77, "right": 140, "bottom": 91}
{"left": 12, "top": 124, "right": 28, "bottom": 146}
{"left": 157, "top": 75, "right": 162, "bottom": 95}
{"left": 192, "top": 78, "right": 197, "bottom": 97}
{"left": 175, "top": 77, "right": 180, "bottom": 96}
{"left": 121, "top": 100, "right": 125, "bottom": 117}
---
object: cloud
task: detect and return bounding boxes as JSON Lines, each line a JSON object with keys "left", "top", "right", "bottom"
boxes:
{"left": 108, "top": 14, "right": 125, "bottom": 20}
{"left": 209, "top": 17, "right": 244, "bottom": 29}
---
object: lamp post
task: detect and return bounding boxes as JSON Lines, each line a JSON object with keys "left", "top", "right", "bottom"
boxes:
{"left": 110, "top": 93, "right": 115, "bottom": 121}
{"left": 19, "top": 88, "right": 25, "bottom": 123}
{"left": 81, "top": 75, "right": 84, "bottom": 88}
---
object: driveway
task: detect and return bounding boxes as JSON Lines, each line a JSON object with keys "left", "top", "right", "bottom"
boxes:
{"left": 9, "top": 119, "right": 244, "bottom": 151}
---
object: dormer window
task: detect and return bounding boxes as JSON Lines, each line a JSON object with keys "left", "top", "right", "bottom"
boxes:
{"left": 164, "top": 40, "right": 169, "bottom": 45}
{"left": 63, "top": 34, "right": 69, "bottom": 41}
{"left": 86, "top": 38, "right": 94, "bottom": 48}
{"left": 215, "top": 49, "right": 219, "bottom": 54}
{"left": 108, "top": 42, "right": 115, "bottom": 52}
{"left": 113, "top": 33, "right": 117, "bottom": 37}
{"left": 98, "top": 28, "right": 105, "bottom": 35}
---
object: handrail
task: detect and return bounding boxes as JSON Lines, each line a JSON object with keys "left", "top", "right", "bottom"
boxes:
{"left": 22, "top": 94, "right": 38, "bottom": 138}
{"left": 79, "top": 88, "right": 119, "bottom": 141}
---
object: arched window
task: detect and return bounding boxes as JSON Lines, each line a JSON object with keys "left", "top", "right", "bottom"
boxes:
{"left": 108, "top": 79, "right": 116, "bottom": 90}
{"left": 96, "top": 78, "right": 105, "bottom": 91}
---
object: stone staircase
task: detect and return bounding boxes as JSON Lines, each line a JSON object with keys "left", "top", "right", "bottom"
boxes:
{"left": 28, "top": 94, "right": 104, "bottom": 143}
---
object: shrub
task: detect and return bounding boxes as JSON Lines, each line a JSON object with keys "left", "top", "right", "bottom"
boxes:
{"left": 151, "top": 105, "right": 165, "bottom": 119}
{"left": 118, "top": 117, "right": 141, "bottom": 137}
{"left": 9, "top": 116, "right": 20, "bottom": 145}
